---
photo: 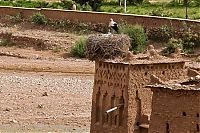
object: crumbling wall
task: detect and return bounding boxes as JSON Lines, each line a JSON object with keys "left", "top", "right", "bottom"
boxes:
{"left": 91, "top": 61, "right": 129, "bottom": 133}
{"left": 149, "top": 89, "right": 200, "bottom": 133}
{"left": 127, "top": 62, "right": 187, "bottom": 133}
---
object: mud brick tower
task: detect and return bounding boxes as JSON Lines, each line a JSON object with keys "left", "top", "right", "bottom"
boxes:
{"left": 147, "top": 77, "right": 200, "bottom": 133}
{"left": 90, "top": 59, "right": 188, "bottom": 133}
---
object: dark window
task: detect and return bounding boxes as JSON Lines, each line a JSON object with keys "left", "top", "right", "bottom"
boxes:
{"left": 95, "top": 90, "right": 101, "bottom": 123}
{"left": 145, "top": 72, "right": 148, "bottom": 75}
{"left": 99, "top": 62, "right": 102, "bottom": 67}
{"left": 114, "top": 115, "right": 117, "bottom": 125}
{"left": 119, "top": 95, "right": 124, "bottom": 126}
{"left": 182, "top": 112, "right": 186, "bottom": 116}
{"left": 136, "top": 122, "right": 140, "bottom": 126}
{"left": 197, "top": 113, "right": 199, "bottom": 118}
{"left": 166, "top": 123, "right": 169, "bottom": 133}
{"left": 162, "top": 71, "right": 165, "bottom": 75}
{"left": 102, "top": 92, "right": 108, "bottom": 124}
{"left": 197, "top": 124, "right": 199, "bottom": 132}
{"left": 136, "top": 90, "right": 138, "bottom": 96}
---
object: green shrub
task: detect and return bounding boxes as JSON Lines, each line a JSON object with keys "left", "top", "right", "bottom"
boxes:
{"left": 119, "top": 24, "right": 148, "bottom": 53}
{"left": 60, "top": 0, "right": 73, "bottom": 9}
{"left": 81, "top": 3, "right": 92, "bottom": 11}
{"left": 32, "top": 1, "right": 48, "bottom": 8}
{"left": 31, "top": 12, "right": 47, "bottom": 25}
{"left": 147, "top": 25, "right": 173, "bottom": 43}
{"left": 71, "top": 36, "right": 86, "bottom": 58}
{"left": 150, "top": 7, "right": 173, "bottom": 17}
{"left": 162, "top": 38, "right": 183, "bottom": 55}
{"left": 181, "top": 30, "right": 200, "bottom": 54}
{"left": 10, "top": 13, "right": 23, "bottom": 23}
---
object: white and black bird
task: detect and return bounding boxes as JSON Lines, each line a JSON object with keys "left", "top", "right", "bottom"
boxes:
{"left": 108, "top": 18, "right": 119, "bottom": 33}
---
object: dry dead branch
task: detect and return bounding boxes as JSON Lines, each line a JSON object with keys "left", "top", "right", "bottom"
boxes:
{"left": 85, "top": 34, "right": 130, "bottom": 61}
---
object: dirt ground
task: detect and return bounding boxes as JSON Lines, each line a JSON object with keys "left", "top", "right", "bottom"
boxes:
{"left": 0, "top": 17, "right": 96, "bottom": 132}
{"left": 0, "top": 15, "right": 199, "bottom": 132}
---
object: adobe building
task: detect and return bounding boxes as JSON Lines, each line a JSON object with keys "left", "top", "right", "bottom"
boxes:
{"left": 90, "top": 58, "right": 188, "bottom": 133}
{"left": 147, "top": 76, "right": 200, "bottom": 133}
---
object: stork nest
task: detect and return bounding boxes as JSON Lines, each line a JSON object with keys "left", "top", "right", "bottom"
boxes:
{"left": 85, "top": 34, "right": 130, "bottom": 61}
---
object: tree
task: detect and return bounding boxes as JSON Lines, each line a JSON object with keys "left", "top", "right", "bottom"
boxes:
{"left": 74, "top": 0, "right": 102, "bottom": 11}
{"left": 127, "top": 0, "right": 144, "bottom": 5}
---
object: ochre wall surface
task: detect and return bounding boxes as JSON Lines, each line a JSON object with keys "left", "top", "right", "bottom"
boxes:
{"left": 149, "top": 89, "right": 200, "bottom": 133}
{"left": 91, "top": 61, "right": 129, "bottom": 133}
{"left": 1, "top": 6, "right": 200, "bottom": 31}
{"left": 127, "top": 62, "right": 187, "bottom": 133}
{"left": 91, "top": 61, "right": 188, "bottom": 133}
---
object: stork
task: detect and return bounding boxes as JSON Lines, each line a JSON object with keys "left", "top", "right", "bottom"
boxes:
{"left": 108, "top": 18, "right": 119, "bottom": 33}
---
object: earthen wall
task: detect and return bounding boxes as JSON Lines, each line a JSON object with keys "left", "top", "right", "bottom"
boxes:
{"left": 91, "top": 61, "right": 129, "bottom": 133}
{"left": 149, "top": 89, "right": 200, "bottom": 133}
{"left": 1, "top": 6, "right": 200, "bottom": 31}
{"left": 127, "top": 62, "right": 187, "bottom": 133}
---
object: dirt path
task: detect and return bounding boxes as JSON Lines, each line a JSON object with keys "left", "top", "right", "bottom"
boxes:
{"left": 0, "top": 55, "right": 95, "bottom": 74}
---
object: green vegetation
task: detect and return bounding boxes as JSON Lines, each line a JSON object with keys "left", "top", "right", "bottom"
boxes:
{"left": 71, "top": 36, "right": 87, "bottom": 58}
{"left": 0, "top": 32, "right": 13, "bottom": 47}
{"left": 119, "top": 24, "right": 148, "bottom": 53}
{"left": 10, "top": 13, "right": 23, "bottom": 23}
{"left": 147, "top": 25, "right": 173, "bottom": 43}
{"left": 0, "top": 39, "right": 13, "bottom": 47}
{"left": 181, "top": 30, "right": 200, "bottom": 54}
{"left": 1, "top": 0, "right": 200, "bottom": 19}
{"left": 162, "top": 38, "right": 182, "bottom": 55}
{"left": 31, "top": 12, "right": 47, "bottom": 25}
{"left": 101, "top": 5, "right": 200, "bottom": 19}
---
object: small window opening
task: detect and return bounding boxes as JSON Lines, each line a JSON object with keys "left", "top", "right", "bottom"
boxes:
{"left": 197, "top": 124, "right": 199, "bottom": 132}
{"left": 162, "top": 71, "right": 165, "bottom": 75}
{"left": 197, "top": 113, "right": 199, "bottom": 117}
{"left": 145, "top": 72, "right": 148, "bottom": 75}
{"left": 136, "top": 122, "right": 140, "bottom": 126}
{"left": 166, "top": 123, "right": 169, "bottom": 133}
{"left": 106, "top": 114, "right": 109, "bottom": 122}
{"left": 182, "top": 112, "right": 186, "bottom": 116}
{"left": 136, "top": 90, "right": 138, "bottom": 95}
{"left": 114, "top": 115, "right": 117, "bottom": 125}
{"left": 99, "top": 62, "right": 102, "bottom": 67}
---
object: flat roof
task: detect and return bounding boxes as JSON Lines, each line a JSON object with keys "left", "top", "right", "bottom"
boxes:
{"left": 147, "top": 74, "right": 200, "bottom": 91}
{"left": 147, "top": 84, "right": 200, "bottom": 91}
{"left": 103, "top": 58, "right": 187, "bottom": 66}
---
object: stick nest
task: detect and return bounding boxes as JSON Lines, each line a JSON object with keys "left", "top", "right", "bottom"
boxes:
{"left": 85, "top": 34, "right": 130, "bottom": 61}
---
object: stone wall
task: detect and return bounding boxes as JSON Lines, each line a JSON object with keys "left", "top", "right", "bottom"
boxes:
{"left": 149, "top": 89, "right": 200, "bottom": 133}
{"left": 127, "top": 62, "right": 187, "bottom": 133}
{"left": 1, "top": 6, "right": 200, "bottom": 31}
{"left": 91, "top": 61, "right": 129, "bottom": 133}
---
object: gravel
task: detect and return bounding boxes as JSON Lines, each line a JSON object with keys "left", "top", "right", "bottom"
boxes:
{"left": 0, "top": 70, "right": 94, "bottom": 132}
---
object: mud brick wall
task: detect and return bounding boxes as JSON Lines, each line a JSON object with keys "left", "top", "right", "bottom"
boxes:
{"left": 91, "top": 61, "right": 129, "bottom": 133}
{"left": 127, "top": 62, "right": 187, "bottom": 133}
{"left": 149, "top": 89, "right": 200, "bottom": 133}
{"left": 1, "top": 6, "right": 200, "bottom": 32}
